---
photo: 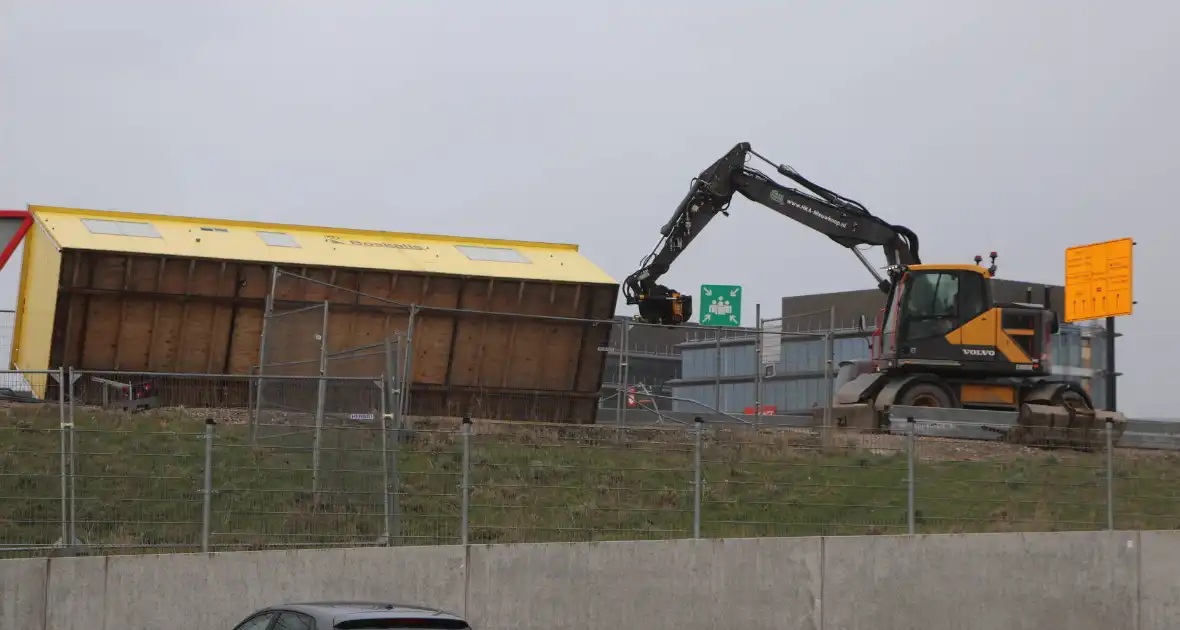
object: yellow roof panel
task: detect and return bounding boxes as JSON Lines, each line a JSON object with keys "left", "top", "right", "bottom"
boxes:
{"left": 28, "top": 206, "right": 617, "bottom": 285}
{"left": 909, "top": 263, "right": 991, "bottom": 276}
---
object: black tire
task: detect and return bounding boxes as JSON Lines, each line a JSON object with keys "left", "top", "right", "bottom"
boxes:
{"left": 896, "top": 382, "right": 954, "bottom": 408}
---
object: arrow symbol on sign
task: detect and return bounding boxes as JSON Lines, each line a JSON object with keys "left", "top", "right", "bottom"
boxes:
{"left": 729, "top": 288, "right": 739, "bottom": 297}
{"left": 703, "top": 287, "right": 713, "bottom": 297}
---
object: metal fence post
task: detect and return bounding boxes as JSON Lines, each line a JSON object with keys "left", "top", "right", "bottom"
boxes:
{"left": 386, "top": 336, "right": 402, "bottom": 545}
{"left": 461, "top": 416, "right": 472, "bottom": 546}
{"left": 618, "top": 320, "right": 627, "bottom": 420}
{"left": 67, "top": 367, "right": 77, "bottom": 549}
{"left": 252, "top": 265, "right": 279, "bottom": 445}
{"left": 823, "top": 306, "right": 835, "bottom": 446}
{"left": 614, "top": 320, "right": 629, "bottom": 439}
{"left": 377, "top": 375, "right": 391, "bottom": 546}
{"left": 385, "top": 337, "right": 400, "bottom": 430}
{"left": 56, "top": 367, "right": 67, "bottom": 546}
{"left": 754, "top": 303, "right": 763, "bottom": 418}
{"left": 620, "top": 321, "right": 629, "bottom": 433}
{"left": 693, "top": 415, "right": 703, "bottom": 539}
{"left": 1106, "top": 418, "right": 1115, "bottom": 530}
{"left": 201, "top": 418, "right": 216, "bottom": 553}
{"left": 613, "top": 319, "right": 623, "bottom": 432}
{"left": 907, "top": 416, "right": 916, "bottom": 535}
{"left": 402, "top": 306, "right": 418, "bottom": 419}
{"left": 311, "top": 301, "right": 329, "bottom": 505}
{"left": 713, "top": 329, "right": 722, "bottom": 417}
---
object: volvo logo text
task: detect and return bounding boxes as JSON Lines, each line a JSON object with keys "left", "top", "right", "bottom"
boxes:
{"left": 962, "top": 348, "right": 996, "bottom": 357}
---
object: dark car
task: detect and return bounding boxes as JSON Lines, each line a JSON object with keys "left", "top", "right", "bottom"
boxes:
{"left": 230, "top": 601, "right": 472, "bottom": 629}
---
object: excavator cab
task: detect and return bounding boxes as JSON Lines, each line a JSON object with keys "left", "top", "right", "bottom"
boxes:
{"left": 876, "top": 256, "right": 1055, "bottom": 379}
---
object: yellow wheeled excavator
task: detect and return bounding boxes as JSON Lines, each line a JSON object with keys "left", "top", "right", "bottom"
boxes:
{"left": 622, "top": 142, "right": 1126, "bottom": 449}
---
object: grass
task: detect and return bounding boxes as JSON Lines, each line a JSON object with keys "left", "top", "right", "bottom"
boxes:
{"left": 1, "top": 400, "right": 1179, "bottom": 557}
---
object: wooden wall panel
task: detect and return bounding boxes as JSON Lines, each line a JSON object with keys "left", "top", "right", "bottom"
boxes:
{"left": 50, "top": 250, "right": 619, "bottom": 423}
{"left": 152, "top": 299, "right": 183, "bottom": 371}
{"left": 229, "top": 306, "right": 265, "bottom": 373}
{"left": 446, "top": 279, "right": 493, "bottom": 388}
{"left": 118, "top": 298, "right": 154, "bottom": 370}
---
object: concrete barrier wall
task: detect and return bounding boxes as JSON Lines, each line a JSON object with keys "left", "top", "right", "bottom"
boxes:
{"left": 37, "top": 546, "right": 466, "bottom": 630}
{"left": 1141, "top": 531, "right": 1180, "bottom": 630}
{"left": 466, "top": 537, "right": 823, "bottom": 630}
{"left": 3, "top": 531, "right": 1178, "bottom": 630}
{"left": 824, "top": 531, "right": 1140, "bottom": 630}
{"left": 0, "top": 558, "right": 46, "bottom": 630}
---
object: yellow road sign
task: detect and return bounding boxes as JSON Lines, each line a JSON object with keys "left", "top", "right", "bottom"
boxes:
{"left": 1064, "top": 237, "right": 1134, "bottom": 323}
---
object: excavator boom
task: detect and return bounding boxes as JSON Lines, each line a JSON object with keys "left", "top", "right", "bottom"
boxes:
{"left": 623, "top": 142, "right": 920, "bottom": 325}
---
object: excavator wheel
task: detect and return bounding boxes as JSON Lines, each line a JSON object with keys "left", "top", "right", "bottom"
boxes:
{"left": 895, "top": 382, "right": 955, "bottom": 408}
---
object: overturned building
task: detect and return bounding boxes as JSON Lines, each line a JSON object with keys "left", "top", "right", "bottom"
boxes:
{"left": 12, "top": 205, "right": 618, "bottom": 422}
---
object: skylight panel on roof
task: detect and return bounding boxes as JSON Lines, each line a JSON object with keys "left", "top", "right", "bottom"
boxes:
{"left": 81, "top": 218, "right": 162, "bottom": 239}
{"left": 455, "top": 245, "right": 530, "bottom": 263}
{"left": 256, "top": 231, "right": 300, "bottom": 248}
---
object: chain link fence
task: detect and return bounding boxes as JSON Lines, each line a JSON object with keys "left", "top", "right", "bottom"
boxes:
{"left": 4, "top": 368, "right": 1179, "bottom": 558}
{"left": 468, "top": 420, "right": 695, "bottom": 544}
{"left": 253, "top": 301, "right": 330, "bottom": 445}
{"left": 249, "top": 295, "right": 406, "bottom": 525}
{"left": 258, "top": 302, "right": 328, "bottom": 378}
{"left": 597, "top": 309, "right": 845, "bottom": 431}
{"left": 0, "top": 369, "right": 67, "bottom": 555}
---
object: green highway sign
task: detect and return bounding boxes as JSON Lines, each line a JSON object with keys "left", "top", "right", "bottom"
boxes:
{"left": 700, "top": 284, "right": 742, "bottom": 327}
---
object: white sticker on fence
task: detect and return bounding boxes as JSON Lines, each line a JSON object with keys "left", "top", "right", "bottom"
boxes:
{"left": 349, "top": 413, "right": 375, "bottom": 421}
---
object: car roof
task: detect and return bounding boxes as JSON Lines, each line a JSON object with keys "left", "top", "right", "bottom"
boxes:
{"left": 263, "top": 601, "right": 465, "bottom": 622}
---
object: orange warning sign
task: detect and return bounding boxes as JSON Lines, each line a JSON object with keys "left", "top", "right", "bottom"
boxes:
{"left": 1064, "top": 237, "right": 1134, "bottom": 323}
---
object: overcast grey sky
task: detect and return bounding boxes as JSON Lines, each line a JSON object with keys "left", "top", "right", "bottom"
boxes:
{"left": 1, "top": 1, "right": 1176, "bottom": 415}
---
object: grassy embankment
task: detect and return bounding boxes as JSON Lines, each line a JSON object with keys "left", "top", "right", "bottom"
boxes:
{"left": 1, "top": 401, "right": 1178, "bottom": 555}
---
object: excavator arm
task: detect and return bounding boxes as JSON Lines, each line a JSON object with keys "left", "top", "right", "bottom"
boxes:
{"left": 623, "top": 142, "right": 922, "bottom": 325}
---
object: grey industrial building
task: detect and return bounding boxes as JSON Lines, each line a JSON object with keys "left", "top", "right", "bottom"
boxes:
{"left": 667, "top": 279, "right": 1115, "bottom": 414}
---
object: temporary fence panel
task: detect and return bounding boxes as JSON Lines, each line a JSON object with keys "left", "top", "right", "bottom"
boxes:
{"left": 2, "top": 386, "right": 1179, "bottom": 557}
{"left": 0, "top": 369, "right": 67, "bottom": 557}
